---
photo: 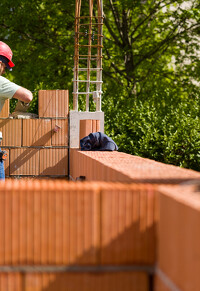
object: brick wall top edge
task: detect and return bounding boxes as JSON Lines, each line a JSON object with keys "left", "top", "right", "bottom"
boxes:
{"left": 158, "top": 184, "right": 200, "bottom": 209}
{"left": 71, "top": 150, "right": 200, "bottom": 181}
{"left": 0, "top": 180, "right": 156, "bottom": 192}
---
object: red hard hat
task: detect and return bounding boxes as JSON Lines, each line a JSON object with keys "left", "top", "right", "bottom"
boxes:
{"left": 0, "top": 41, "right": 15, "bottom": 69}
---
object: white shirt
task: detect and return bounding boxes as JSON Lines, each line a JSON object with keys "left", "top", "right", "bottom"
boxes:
{"left": 0, "top": 76, "right": 20, "bottom": 112}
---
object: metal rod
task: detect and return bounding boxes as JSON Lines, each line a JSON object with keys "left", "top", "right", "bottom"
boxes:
{"left": 76, "top": 33, "right": 104, "bottom": 37}
{"left": 75, "top": 16, "right": 104, "bottom": 19}
{"left": 73, "top": 68, "right": 102, "bottom": 71}
{"left": 72, "top": 91, "right": 102, "bottom": 95}
{"left": 74, "top": 54, "right": 103, "bottom": 58}
{"left": 75, "top": 23, "right": 103, "bottom": 26}
{"left": 77, "top": 44, "right": 103, "bottom": 47}
{"left": 73, "top": 80, "right": 103, "bottom": 83}
{"left": 73, "top": 0, "right": 103, "bottom": 113}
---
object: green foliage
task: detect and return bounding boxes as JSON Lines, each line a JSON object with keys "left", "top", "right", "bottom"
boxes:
{"left": 104, "top": 83, "right": 200, "bottom": 171}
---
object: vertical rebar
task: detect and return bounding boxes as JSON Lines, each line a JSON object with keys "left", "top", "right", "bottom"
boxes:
{"left": 86, "top": 0, "right": 93, "bottom": 111}
{"left": 73, "top": 0, "right": 103, "bottom": 112}
{"left": 73, "top": 0, "right": 82, "bottom": 111}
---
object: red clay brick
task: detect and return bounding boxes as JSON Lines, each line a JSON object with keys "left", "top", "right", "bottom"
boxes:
{"left": 51, "top": 119, "right": 68, "bottom": 146}
{"left": 158, "top": 184, "right": 200, "bottom": 291}
{"left": 10, "top": 148, "right": 40, "bottom": 176}
{"left": 70, "top": 150, "right": 200, "bottom": 184}
{"left": 10, "top": 148, "right": 39, "bottom": 176}
{"left": 79, "top": 120, "right": 100, "bottom": 141}
{"left": 38, "top": 90, "right": 69, "bottom": 118}
{"left": 0, "top": 99, "right": 9, "bottom": 118}
{"left": 92, "top": 119, "right": 100, "bottom": 132}
{"left": 22, "top": 119, "right": 52, "bottom": 146}
{"left": 39, "top": 148, "right": 68, "bottom": 176}
{"left": 0, "top": 180, "right": 157, "bottom": 267}
{"left": 100, "top": 184, "right": 157, "bottom": 264}
{"left": 0, "top": 119, "right": 22, "bottom": 147}
{"left": 79, "top": 120, "right": 93, "bottom": 140}
{"left": 0, "top": 271, "right": 149, "bottom": 291}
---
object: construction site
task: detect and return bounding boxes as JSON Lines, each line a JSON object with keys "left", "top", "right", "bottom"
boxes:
{"left": 0, "top": 0, "right": 200, "bottom": 291}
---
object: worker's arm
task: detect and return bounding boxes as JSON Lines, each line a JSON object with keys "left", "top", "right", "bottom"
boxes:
{"left": 12, "top": 87, "right": 33, "bottom": 103}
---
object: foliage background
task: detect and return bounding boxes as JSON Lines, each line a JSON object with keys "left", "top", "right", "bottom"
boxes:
{"left": 0, "top": 0, "right": 200, "bottom": 170}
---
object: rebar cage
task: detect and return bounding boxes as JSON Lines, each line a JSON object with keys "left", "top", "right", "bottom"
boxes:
{"left": 73, "top": 0, "right": 103, "bottom": 112}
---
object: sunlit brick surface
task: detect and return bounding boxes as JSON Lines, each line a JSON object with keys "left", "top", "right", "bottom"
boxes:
{"left": 38, "top": 90, "right": 69, "bottom": 118}
{"left": 0, "top": 90, "right": 69, "bottom": 177}
{"left": 0, "top": 271, "right": 148, "bottom": 291}
{"left": 9, "top": 148, "right": 40, "bottom": 176}
{"left": 0, "top": 119, "right": 22, "bottom": 147}
{"left": 70, "top": 149, "right": 200, "bottom": 183}
{"left": 0, "top": 99, "right": 9, "bottom": 118}
{"left": 157, "top": 184, "right": 200, "bottom": 291}
{"left": 100, "top": 183, "right": 157, "bottom": 264}
{"left": 51, "top": 119, "right": 68, "bottom": 146}
{"left": 39, "top": 148, "right": 68, "bottom": 176}
{"left": 0, "top": 180, "right": 157, "bottom": 266}
{"left": 22, "top": 119, "right": 52, "bottom": 146}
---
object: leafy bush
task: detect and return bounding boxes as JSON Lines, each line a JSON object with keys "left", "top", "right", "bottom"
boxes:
{"left": 104, "top": 86, "right": 200, "bottom": 171}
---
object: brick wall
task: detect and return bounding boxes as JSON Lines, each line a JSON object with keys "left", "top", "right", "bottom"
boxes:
{"left": 0, "top": 90, "right": 69, "bottom": 178}
{"left": 1, "top": 94, "right": 200, "bottom": 290}
{"left": 0, "top": 179, "right": 155, "bottom": 291}
{"left": 154, "top": 184, "right": 200, "bottom": 291}
{"left": 70, "top": 149, "right": 200, "bottom": 183}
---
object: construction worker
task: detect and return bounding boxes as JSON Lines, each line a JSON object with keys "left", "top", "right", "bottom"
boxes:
{"left": 0, "top": 41, "right": 33, "bottom": 179}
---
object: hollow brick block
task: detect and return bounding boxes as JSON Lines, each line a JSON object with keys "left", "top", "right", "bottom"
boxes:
{"left": 22, "top": 119, "right": 52, "bottom": 146}
{"left": 0, "top": 99, "right": 9, "bottom": 118}
{"left": 158, "top": 185, "right": 200, "bottom": 291}
{"left": 51, "top": 119, "right": 68, "bottom": 146}
{"left": 100, "top": 184, "right": 157, "bottom": 265}
{"left": 79, "top": 119, "right": 100, "bottom": 141}
{"left": 9, "top": 148, "right": 39, "bottom": 176}
{"left": 0, "top": 180, "right": 101, "bottom": 265}
{"left": 0, "top": 119, "right": 22, "bottom": 147}
{"left": 39, "top": 148, "right": 68, "bottom": 176}
{"left": 38, "top": 90, "right": 69, "bottom": 118}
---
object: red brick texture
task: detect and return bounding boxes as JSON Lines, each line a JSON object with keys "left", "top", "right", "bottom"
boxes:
{"left": 79, "top": 119, "right": 100, "bottom": 140}
{"left": 0, "top": 99, "right": 9, "bottom": 118}
{"left": 70, "top": 149, "right": 200, "bottom": 184}
{"left": 38, "top": 90, "right": 69, "bottom": 118}
{"left": 156, "top": 184, "right": 200, "bottom": 291}
{"left": 0, "top": 271, "right": 149, "bottom": 291}
{"left": 0, "top": 180, "right": 157, "bottom": 266}
{"left": 0, "top": 90, "right": 69, "bottom": 177}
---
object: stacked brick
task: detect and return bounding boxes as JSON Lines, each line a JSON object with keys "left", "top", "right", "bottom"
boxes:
{"left": 70, "top": 149, "right": 200, "bottom": 183}
{"left": 154, "top": 184, "right": 200, "bottom": 291}
{"left": 0, "top": 90, "right": 69, "bottom": 177}
{"left": 0, "top": 180, "right": 156, "bottom": 291}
